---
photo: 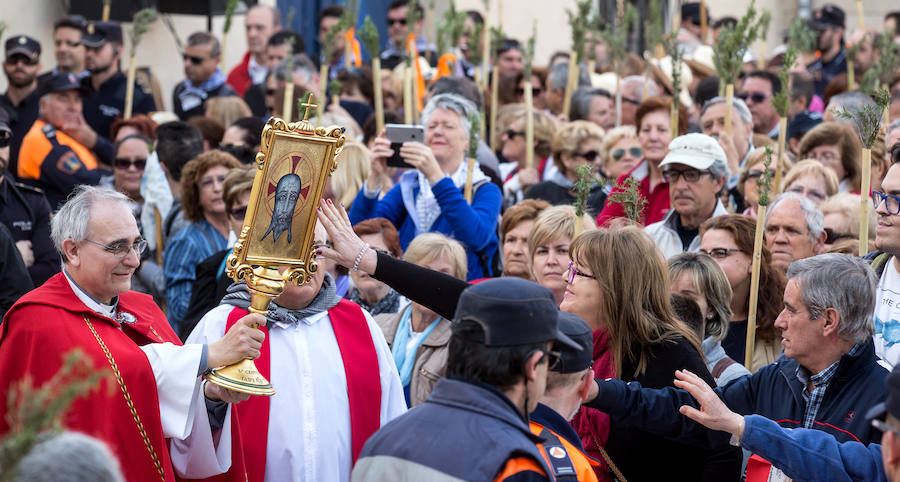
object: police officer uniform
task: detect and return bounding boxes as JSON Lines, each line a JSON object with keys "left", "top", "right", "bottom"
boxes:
{"left": 17, "top": 73, "right": 106, "bottom": 208}
{"left": 1, "top": 35, "right": 43, "bottom": 177}
{"left": 529, "top": 312, "right": 603, "bottom": 482}
{"left": 80, "top": 21, "right": 156, "bottom": 140}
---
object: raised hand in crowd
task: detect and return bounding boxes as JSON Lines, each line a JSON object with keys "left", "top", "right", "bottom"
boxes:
{"left": 317, "top": 198, "right": 378, "bottom": 275}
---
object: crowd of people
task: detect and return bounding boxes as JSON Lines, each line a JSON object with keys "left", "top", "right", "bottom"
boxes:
{"left": 2, "top": 1, "right": 900, "bottom": 481}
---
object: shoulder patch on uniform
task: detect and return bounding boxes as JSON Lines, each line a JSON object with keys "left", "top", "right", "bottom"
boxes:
{"left": 57, "top": 151, "right": 84, "bottom": 175}
{"left": 13, "top": 181, "right": 44, "bottom": 194}
{"left": 41, "top": 123, "right": 57, "bottom": 138}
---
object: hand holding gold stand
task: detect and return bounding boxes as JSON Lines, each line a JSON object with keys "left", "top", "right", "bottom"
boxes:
{"left": 204, "top": 94, "right": 345, "bottom": 396}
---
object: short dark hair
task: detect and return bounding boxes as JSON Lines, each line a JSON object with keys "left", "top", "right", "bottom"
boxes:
{"left": 886, "top": 11, "right": 900, "bottom": 36}
{"left": 54, "top": 15, "right": 86, "bottom": 34}
{"left": 267, "top": 30, "right": 305, "bottom": 55}
{"left": 496, "top": 38, "right": 521, "bottom": 57}
{"left": 427, "top": 76, "right": 484, "bottom": 111}
{"left": 337, "top": 67, "right": 375, "bottom": 106}
{"left": 362, "top": 110, "right": 403, "bottom": 145}
{"left": 155, "top": 121, "right": 204, "bottom": 182}
{"left": 746, "top": 70, "right": 782, "bottom": 95}
{"left": 318, "top": 5, "right": 346, "bottom": 27}
{"left": 188, "top": 116, "right": 225, "bottom": 149}
{"left": 465, "top": 10, "right": 484, "bottom": 25}
{"left": 445, "top": 319, "right": 548, "bottom": 391}
{"left": 186, "top": 31, "right": 221, "bottom": 57}
{"left": 790, "top": 72, "right": 814, "bottom": 107}
{"left": 712, "top": 16, "right": 737, "bottom": 30}
{"left": 228, "top": 116, "right": 265, "bottom": 148}
{"left": 388, "top": 0, "right": 423, "bottom": 17}
{"left": 694, "top": 76, "right": 720, "bottom": 108}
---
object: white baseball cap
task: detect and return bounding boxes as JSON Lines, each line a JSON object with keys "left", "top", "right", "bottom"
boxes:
{"left": 659, "top": 133, "right": 726, "bottom": 170}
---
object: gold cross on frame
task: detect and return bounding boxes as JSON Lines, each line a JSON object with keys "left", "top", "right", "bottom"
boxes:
{"left": 300, "top": 93, "right": 318, "bottom": 122}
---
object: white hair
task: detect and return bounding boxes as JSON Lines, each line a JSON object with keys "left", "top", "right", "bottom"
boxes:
{"left": 766, "top": 192, "right": 825, "bottom": 245}
{"left": 50, "top": 186, "right": 131, "bottom": 260}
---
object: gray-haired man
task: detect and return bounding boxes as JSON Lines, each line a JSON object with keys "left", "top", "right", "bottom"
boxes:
{"left": 645, "top": 133, "right": 730, "bottom": 258}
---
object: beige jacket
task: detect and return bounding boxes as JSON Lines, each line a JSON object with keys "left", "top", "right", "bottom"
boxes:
{"left": 375, "top": 306, "right": 451, "bottom": 407}
{"left": 747, "top": 334, "right": 781, "bottom": 374}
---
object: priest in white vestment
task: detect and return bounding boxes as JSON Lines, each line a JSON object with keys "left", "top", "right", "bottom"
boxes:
{"left": 187, "top": 222, "right": 407, "bottom": 481}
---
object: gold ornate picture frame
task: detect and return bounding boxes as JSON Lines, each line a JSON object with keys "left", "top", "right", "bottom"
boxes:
{"left": 227, "top": 112, "right": 345, "bottom": 288}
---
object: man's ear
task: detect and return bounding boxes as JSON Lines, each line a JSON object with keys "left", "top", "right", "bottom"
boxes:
{"left": 815, "top": 229, "right": 827, "bottom": 254}
{"left": 821, "top": 306, "right": 841, "bottom": 337}
{"left": 577, "top": 369, "right": 594, "bottom": 401}
{"left": 61, "top": 238, "right": 80, "bottom": 268}
{"left": 524, "top": 350, "right": 545, "bottom": 383}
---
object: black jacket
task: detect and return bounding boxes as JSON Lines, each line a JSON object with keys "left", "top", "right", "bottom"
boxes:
{"left": 172, "top": 81, "right": 238, "bottom": 120}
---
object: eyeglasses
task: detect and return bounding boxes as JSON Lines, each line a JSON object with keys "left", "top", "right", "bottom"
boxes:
{"left": 84, "top": 238, "right": 147, "bottom": 258}
{"left": 621, "top": 96, "right": 641, "bottom": 106}
{"left": 197, "top": 174, "right": 227, "bottom": 189}
{"left": 662, "top": 169, "right": 712, "bottom": 183}
{"left": 745, "top": 169, "right": 776, "bottom": 179}
{"left": 183, "top": 54, "right": 209, "bottom": 65}
{"left": 566, "top": 261, "right": 596, "bottom": 284}
{"left": 113, "top": 157, "right": 147, "bottom": 170}
{"left": 4, "top": 54, "right": 38, "bottom": 66}
{"left": 873, "top": 190, "right": 900, "bottom": 215}
{"left": 736, "top": 92, "right": 768, "bottom": 104}
{"left": 387, "top": 18, "right": 407, "bottom": 26}
{"left": 786, "top": 185, "right": 826, "bottom": 203}
{"left": 504, "top": 129, "right": 525, "bottom": 139}
{"left": 55, "top": 39, "right": 82, "bottom": 48}
{"left": 575, "top": 150, "right": 601, "bottom": 163}
{"left": 699, "top": 248, "right": 741, "bottom": 259}
{"left": 229, "top": 205, "right": 248, "bottom": 221}
{"left": 824, "top": 228, "right": 854, "bottom": 244}
{"left": 872, "top": 418, "right": 900, "bottom": 439}
{"left": 611, "top": 147, "right": 642, "bottom": 161}
{"left": 537, "top": 348, "right": 562, "bottom": 370}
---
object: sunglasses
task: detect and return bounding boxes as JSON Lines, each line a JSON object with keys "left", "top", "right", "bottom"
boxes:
{"left": 824, "top": 227, "right": 854, "bottom": 245}
{"left": 515, "top": 87, "right": 543, "bottom": 96}
{"left": 114, "top": 158, "right": 147, "bottom": 170}
{"left": 736, "top": 92, "right": 768, "bottom": 104}
{"left": 611, "top": 147, "right": 642, "bottom": 161}
{"left": 621, "top": 96, "right": 641, "bottom": 106}
{"left": 5, "top": 54, "right": 38, "bottom": 66}
{"left": 183, "top": 54, "right": 208, "bottom": 65}
{"left": 387, "top": 18, "right": 407, "bottom": 26}
{"left": 575, "top": 150, "right": 601, "bottom": 163}
{"left": 229, "top": 205, "right": 248, "bottom": 221}
{"left": 746, "top": 169, "right": 776, "bottom": 179}
{"left": 504, "top": 129, "right": 525, "bottom": 139}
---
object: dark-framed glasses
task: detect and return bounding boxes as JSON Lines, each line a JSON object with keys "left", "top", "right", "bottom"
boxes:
{"left": 387, "top": 18, "right": 407, "bottom": 26}
{"left": 229, "top": 205, "right": 248, "bottom": 221}
{"left": 504, "top": 129, "right": 525, "bottom": 139}
{"left": 575, "top": 150, "right": 601, "bottom": 163}
{"left": 824, "top": 228, "right": 854, "bottom": 245}
{"left": 183, "top": 54, "right": 208, "bottom": 65}
{"left": 662, "top": 169, "right": 712, "bottom": 183}
{"left": 566, "top": 261, "right": 596, "bottom": 284}
{"left": 736, "top": 92, "right": 768, "bottom": 104}
{"left": 85, "top": 238, "right": 147, "bottom": 258}
{"left": 699, "top": 248, "right": 741, "bottom": 259}
{"left": 745, "top": 169, "right": 776, "bottom": 179}
{"left": 873, "top": 190, "right": 900, "bottom": 215}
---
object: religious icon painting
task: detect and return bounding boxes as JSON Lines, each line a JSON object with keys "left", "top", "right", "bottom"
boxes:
{"left": 228, "top": 113, "right": 345, "bottom": 287}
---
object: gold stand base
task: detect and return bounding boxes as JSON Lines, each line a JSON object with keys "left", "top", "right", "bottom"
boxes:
{"left": 205, "top": 359, "right": 275, "bottom": 396}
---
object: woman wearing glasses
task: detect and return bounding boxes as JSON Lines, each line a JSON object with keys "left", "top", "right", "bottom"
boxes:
{"left": 797, "top": 122, "right": 862, "bottom": 193}
{"left": 163, "top": 150, "right": 241, "bottom": 332}
{"left": 498, "top": 107, "right": 557, "bottom": 209}
{"left": 524, "top": 121, "right": 607, "bottom": 216}
{"left": 781, "top": 159, "right": 839, "bottom": 206}
{"left": 599, "top": 126, "right": 641, "bottom": 187}
{"left": 699, "top": 215, "right": 786, "bottom": 373}
{"left": 179, "top": 166, "right": 254, "bottom": 340}
{"left": 103, "top": 134, "right": 150, "bottom": 221}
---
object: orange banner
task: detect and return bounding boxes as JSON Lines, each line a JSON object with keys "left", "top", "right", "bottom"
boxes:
{"left": 406, "top": 34, "right": 426, "bottom": 112}
{"left": 345, "top": 27, "right": 363, "bottom": 67}
{"left": 434, "top": 53, "right": 457, "bottom": 80}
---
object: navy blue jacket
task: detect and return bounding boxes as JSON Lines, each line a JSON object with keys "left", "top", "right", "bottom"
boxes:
{"left": 586, "top": 339, "right": 888, "bottom": 447}
{"left": 353, "top": 377, "right": 551, "bottom": 481}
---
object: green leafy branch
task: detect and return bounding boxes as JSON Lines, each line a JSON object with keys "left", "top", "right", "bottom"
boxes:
{"left": 467, "top": 111, "right": 480, "bottom": 159}
{"left": 859, "top": 31, "right": 900, "bottom": 94}
{"left": 772, "top": 46, "right": 798, "bottom": 117}
{"left": 283, "top": 7, "right": 297, "bottom": 72}
{"left": 359, "top": 15, "right": 380, "bottom": 59}
{"left": 223, "top": 0, "right": 239, "bottom": 34}
{"left": 644, "top": 0, "right": 664, "bottom": 57}
{"left": 129, "top": 8, "right": 158, "bottom": 59}
{"left": 756, "top": 146, "right": 774, "bottom": 207}
{"left": 835, "top": 88, "right": 891, "bottom": 149}
{"left": 490, "top": 26, "right": 505, "bottom": 66}
{"left": 713, "top": 0, "right": 766, "bottom": 90}
{"left": 0, "top": 349, "right": 110, "bottom": 482}
{"left": 323, "top": 11, "right": 352, "bottom": 65}
{"left": 523, "top": 21, "right": 537, "bottom": 79}
{"left": 787, "top": 16, "right": 817, "bottom": 53}
{"left": 574, "top": 164, "right": 599, "bottom": 218}
{"left": 466, "top": 22, "right": 484, "bottom": 66}
{"left": 608, "top": 176, "right": 647, "bottom": 223}
{"left": 601, "top": 1, "right": 636, "bottom": 78}
{"left": 567, "top": 0, "right": 592, "bottom": 62}
{"left": 437, "top": 1, "right": 466, "bottom": 57}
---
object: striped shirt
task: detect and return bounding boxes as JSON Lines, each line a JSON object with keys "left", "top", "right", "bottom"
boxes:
{"left": 163, "top": 219, "right": 226, "bottom": 331}
{"left": 796, "top": 342, "right": 864, "bottom": 428}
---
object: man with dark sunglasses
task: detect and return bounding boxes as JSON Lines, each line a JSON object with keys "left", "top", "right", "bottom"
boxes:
{"left": 0, "top": 105, "right": 58, "bottom": 288}
{"left": 738, "top": 70, "right": 781, "bottom": 139}
{"left": 173, "top": 32, "right": 236, "bottom": 121}
{"left": 380, "top": 0, "right": 437, "bottom": 71}
{"left": 645, "top": 134, "right": 730, "bottom": 259}
{"left": 1, "top": 35, "right": 43, "bottom": 172}
{"left": 37, "top": 16, "right": 88, "bottom": 87}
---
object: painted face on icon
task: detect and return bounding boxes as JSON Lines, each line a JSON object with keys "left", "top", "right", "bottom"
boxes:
{"left": 261, "top": 173, "right": 302, "bottom": 243}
